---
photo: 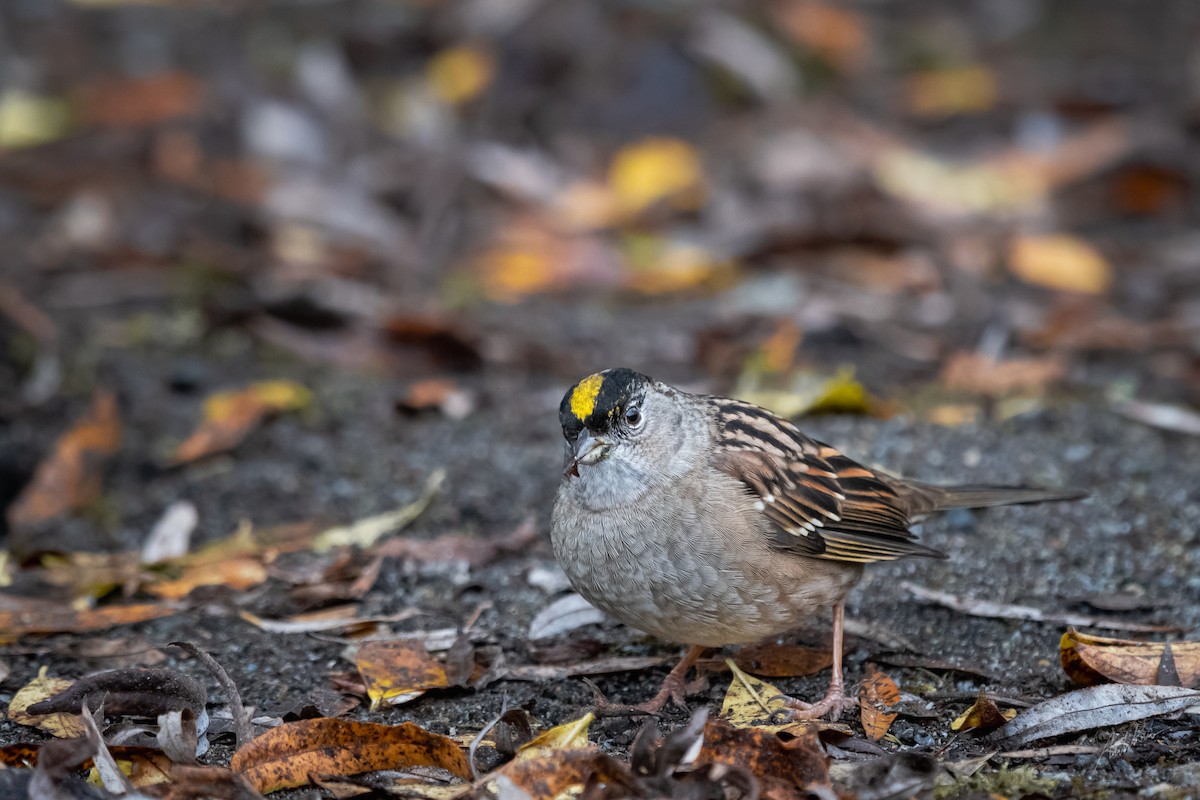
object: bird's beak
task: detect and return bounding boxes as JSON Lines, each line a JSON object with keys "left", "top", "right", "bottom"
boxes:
{"left": 565, "top": 430, "right": 609, "bottom": 478}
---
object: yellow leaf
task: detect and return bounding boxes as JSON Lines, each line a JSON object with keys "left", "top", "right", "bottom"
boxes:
{"left": 621, "top": 235, "right": 734, "bottom": 294}
{"left": 357, "top": 640, "right": 448, "bottom": 710}
{"left": 0, "top": 91, "right": 73, "bottom": 149}
{"left": 428, "top": 45, "right": 494, "bottom": 105}
{"left": 906, "top": 65, "right": 997, "bottom": 117}
{"left": 173, "top": 381, "right": 311, "bottom": 464}
{"left": 8, "top": 667, "right": 85, "bottom": 738}
{"left": 721, "top": 658, "right": 789, "bottom": 727}
{"left": 312, "top": 469, "right": 444, "bottom": 552}
{"left": 1009, "top": 234, "right": 1112, "bottom": 294}
{"left": 515, "top": 712, "right": 594, "bottom": 761}
{"left": 609, "top": 137, "right": 706, "bottom": 216}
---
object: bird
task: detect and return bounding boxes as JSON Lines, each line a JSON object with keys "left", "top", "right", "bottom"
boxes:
{"left": 550, "top": 367, "right": 1085, "bottom": 718}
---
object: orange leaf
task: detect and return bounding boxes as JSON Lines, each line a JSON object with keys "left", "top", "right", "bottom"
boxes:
{"left": 0, "top": 603, "right": 178, "bottom": 642}
{"left": 230, "top": 718, "right": 472, "bottom": 793}
{"left": 7, "top": 389, "right": 121, "bottom": 530}
{"left": 171, "top": 381, "right": 310, "bottom": 464}
{"left": 1061, "top": 628, "right": 1199, "bottom": 689}
{"left": 1009, "top": 234, "right": 1113, "bottom": 294}
{"left": 80, "top": 72, "right": 205, "bottom": 127}
{"left": 355, "top": 640, "right": 450, "bottom": 710}
{"left": 145, "top": 557, "right": 268, "bottom": 600}
{"left": 940, "top": 351, "right": 1065, "bottom": 397}
{"left": 772, "top": 1, "right": 869, "bottom": 73}
{"left": 859, "top": 663, "right": 900, "bottom": 741}
{"left": 698, "top": 719, "right": 829, "bottom": 796}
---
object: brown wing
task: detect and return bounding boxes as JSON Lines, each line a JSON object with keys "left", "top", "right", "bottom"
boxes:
{"left": 708, "top": 399, "right": 946, "bottom": 564}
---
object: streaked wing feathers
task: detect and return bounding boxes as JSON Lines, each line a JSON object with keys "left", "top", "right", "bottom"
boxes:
{"left": 709, "top": 399, "right": 946, "bottom": 564}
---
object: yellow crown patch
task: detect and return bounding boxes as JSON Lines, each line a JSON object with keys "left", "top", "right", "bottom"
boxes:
{"left": 569, "top": 373, "right": 605, "bottom": 420}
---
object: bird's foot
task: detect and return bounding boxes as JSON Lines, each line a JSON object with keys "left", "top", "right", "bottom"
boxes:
{"left": 776, "top": 684, "right": 855, "bottom": 721}
{"left": 585, "top": 666, "right": 698, "bottom": 717}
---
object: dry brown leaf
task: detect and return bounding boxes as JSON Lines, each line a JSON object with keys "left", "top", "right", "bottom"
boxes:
{"left": 146, "top": 557, "right": 268, "bottom": 600}
{"left": 1061, "top": 628, "right": 1200, "bottom": 689}
{"left": 859, "top": 663, "right": 900, "bottom": 741}
{"left": 1009, "top": 234, "right": 1113, "bottom": 294}
{"left": 950, "top": 688, "right": 1016, "bottom": 735}
{"left": 171, "top": 380, "right": 311, "bottom": 464}
{"left": 480, "top": 749, "right": 626, "bottom": 800}
{"left": 8, "top": 667, "right": 85, "bottom": 738}
{"left": 0, "top": 602, "right": 179, "bottom": 641}
{"left": 7, "top": 389, "right": 121, "bottom": 531}
{"left": 940, "top": 351, "right": 1065, "bottom": 397}
{"left": 396, "top": 379, "right": 476, "bottom": 420}
{"left": 79, "top": 72, "right": 205, "bottom": 127}
{"left": 230, "top": 718, "right": 472, "bottom": 794}
{"left": 733, "top": 642, "right": 832, "bottom": 678}
{"left": 771, "top": 1, "right": 869, "bottom": 72}
{"left": 698, "top": 718, "right": 830, "bottom": 799}
{"left": 355, "top": 639, "right": 468, "bottom": 710}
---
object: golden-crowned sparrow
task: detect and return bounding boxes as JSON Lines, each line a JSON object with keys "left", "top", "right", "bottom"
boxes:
{"left": 550, "top": 368, "right": 1085, "bottom": 718}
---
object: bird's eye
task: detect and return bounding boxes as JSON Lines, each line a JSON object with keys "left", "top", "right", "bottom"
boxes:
{"left": 625, "top": 405, "right": 643, "bottom": 427}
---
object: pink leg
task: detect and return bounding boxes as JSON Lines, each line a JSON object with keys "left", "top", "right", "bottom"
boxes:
{"left": 783, "top": 601, "right": 855, "bottom": 720}
{"left": 592, "top": 645, "right": 705, "bottom": 716}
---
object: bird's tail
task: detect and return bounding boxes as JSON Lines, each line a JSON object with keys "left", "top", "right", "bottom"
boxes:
{"left": 897, "top": 481, "right": 1087, "bottom": 516}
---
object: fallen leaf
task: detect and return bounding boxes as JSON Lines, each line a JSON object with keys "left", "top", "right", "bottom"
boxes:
{"left": 376, "top": 514, "right": 537, "bottom": 567}
{"left": 480, "top": 750, "right": 626, "bottom": 800}
{"left": 528, "top": 593, "right": 607, "bottom": 640}
{"left": 905, "top": 65, "right": 997, "bottom": 117}
{"left": 6, "top": 389, "right": 121, "bottom": 531}
{"left": 171, "top": 380, "right": 311, "bottom": 464}
{"left": 859, "top": 664, "right": 900, "bottom": 741}
{"left": 26, "top": 667, "right": 206, "bottom": 720}
{"left": 0, "top": 90, "right": 73, "bottom": 149}
{"left": 733, "top": 642, "right": 832, "bottom": 678}
{"left": 0, "top": 602, "right": 180, "bottom": 641}
{"left": 736, "top": 366, "right": 875, "bottom": 419}
{"left": 396, "top": 379, "right": 475, "bottom": 420}
{"left": 619, "top": 235, "right": 735, "bottom": 295}
{"left": 771, "top": 1, "right": 869, "bottom": 72}
{"left": 313, "top": 469, "right": 445, "bottom": 551}
{"left": 902, "top": 582, "right": 1183, "bottom": 633}
{"left": 608, "top": 137, "right": 706, "bottom": 217}
{"left": 515, "top": 712, "right": 594, "bottom": 762}
{"left": 990, "top": 684, "right": 1200, "bottom": 747}
{"left": 1009, "top": 234, "right": 1113, "bottom": 294}
{"left": 940, "top": 352, "right": 1065, "bottom": 396}
{"left": 699, "top": 718, "right": 830, "bottom": 799}
{"left": 1061, "top": 628, "right": 1200, "bottom": 689}
{"left": 950, "top": 689, "right": 1016, "bottom": 735}
{"left": 231, "top": 718, "right": 472, "bottom": 793}
{"left": 79, "top": 71, "right": 205, "bottom": 126}
{"left": 8, "top": 667, "right": 86, "bottom": 738}
{"left": 239, "top": 607, "right": 419, "bottom": 636}
{"left": 1113, "top": 399, "right": 1200, "bottom": 437}
{"left": 146, "top": 556, "right": 268, "bottom": 600}
{"left": 499, "top": 655, "right": 672, "bottom": 682}
{"left": 140, "top": 500, "right": 199, "bottom": 564}
{"left": 720, "top": 658, "right": 789, "bottom": 727}
{"left": 427, "top": 45, "right": 494, "bottom": 105}
{"left": 356, "top": 640, "right": 455, "bottom": 710}
{"left": 834, "top": 752, "right": 939, "bottom": 799}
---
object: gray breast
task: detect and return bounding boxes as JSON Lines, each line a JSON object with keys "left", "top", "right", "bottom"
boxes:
{"left": 550, "top": 465, "right": 862, "bottom": 647}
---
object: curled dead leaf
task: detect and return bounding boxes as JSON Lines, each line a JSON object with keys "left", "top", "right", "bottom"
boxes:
{"left": 230, "top": 718, "right": 472, "bottom": 793}
{"left": 859, "top": 664, "right": 900, "bottom": 741}
{"left": 1061, "top": 628, "right": 1199, "bottom": 689}
{"left": 7, "top": 389, "right": 121, "bottom": 532}
{"left": 950, "top": 689, "right": 1016, "bottom": 736}
{"left": 171, "top": 380, "right": 311, "bottom": 464}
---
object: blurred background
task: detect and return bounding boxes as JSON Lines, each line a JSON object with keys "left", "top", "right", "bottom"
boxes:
{"left": 2, "top": 0, "right": 1199, "bottom": 556}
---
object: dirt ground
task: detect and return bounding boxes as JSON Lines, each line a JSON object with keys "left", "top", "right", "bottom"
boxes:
{"left": 3, "top": 1, "right": 1200, "bottom": 797}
